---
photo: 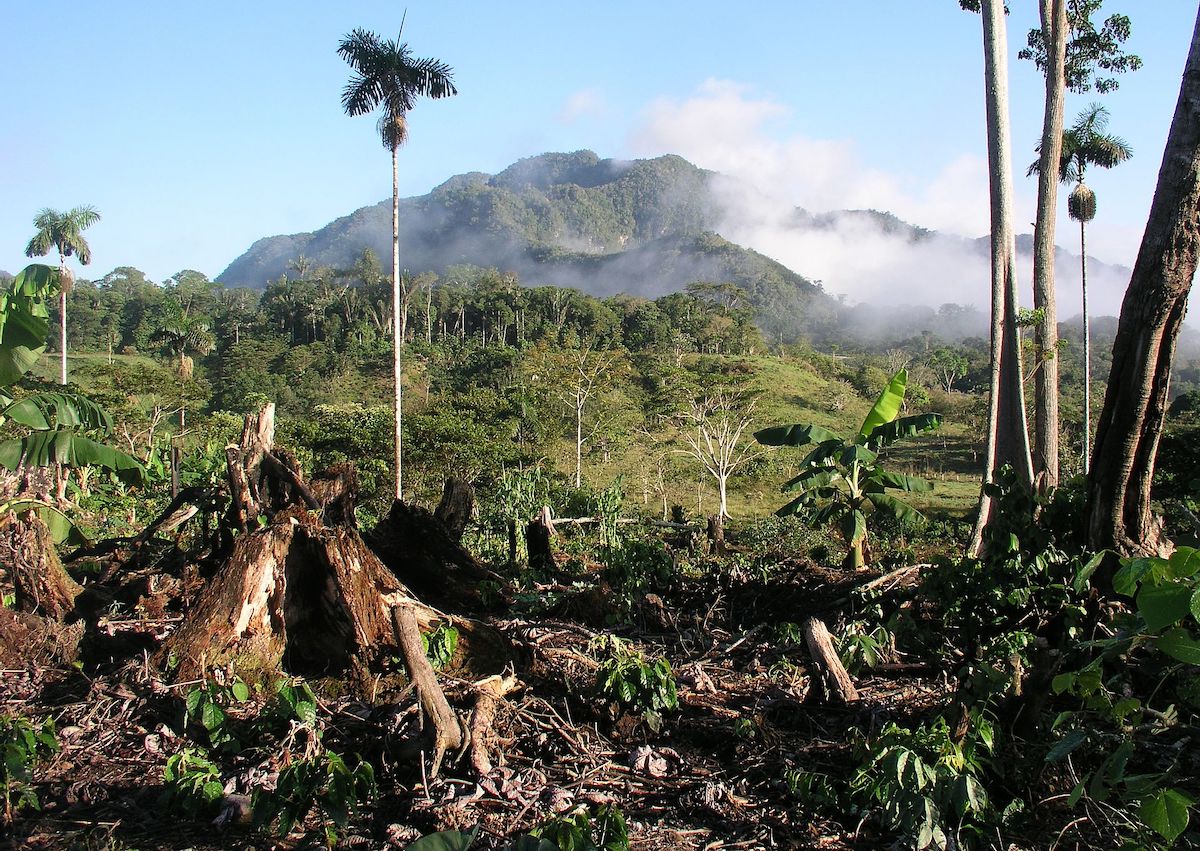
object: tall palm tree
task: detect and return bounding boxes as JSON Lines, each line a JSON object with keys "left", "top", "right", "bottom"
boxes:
{"left": 1054, "top": 104, "right": 1131, "bottom": 473}
{"left": 152, "top": 309, "right": 215, "bottom": 432}
{"left": 24, "top": 206, "right": 101, "bottom": 385}
{"left": 338, "top": 26, "right": 457, "bottom": 501}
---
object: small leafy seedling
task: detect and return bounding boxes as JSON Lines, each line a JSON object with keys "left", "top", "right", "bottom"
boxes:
{"left": 1, "top": 715, "right": 58, "bottom": 828}
{"left": 422, "top": 621, "right": 460, "bottom": 671}
{"left": 183, "top": 676, "right": 250, "bottom": 754}
{"left": 161, "top": 747, "right": 224, "bottom": 817}
{"left": 593, "top": 636, "right": 677, "bottom": 732}
{"left": 252, "top": 750, "right": 376, "bottom": 848}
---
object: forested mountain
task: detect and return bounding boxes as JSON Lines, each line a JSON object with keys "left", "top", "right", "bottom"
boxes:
{"left": 218, "top": 150, "right": 1131, "bottom": 342}
{"left": 221, "top": 152, "right": 739, "bottom": 293}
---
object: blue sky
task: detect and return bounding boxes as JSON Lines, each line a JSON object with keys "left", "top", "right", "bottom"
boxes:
{"left": 2, "top": 2, "right": 1195, "bottom": 313}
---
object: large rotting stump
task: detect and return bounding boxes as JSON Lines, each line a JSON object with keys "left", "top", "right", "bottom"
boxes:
{"left": 161, "top": 404, "right": 512, "bottom": 775}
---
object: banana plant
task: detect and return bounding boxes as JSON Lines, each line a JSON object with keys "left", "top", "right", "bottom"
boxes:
{"left": 756, "top": 369, "right": 941, "bottom": 569}
{"left": 0, "top": 265, "right": 145, "bottom": 541}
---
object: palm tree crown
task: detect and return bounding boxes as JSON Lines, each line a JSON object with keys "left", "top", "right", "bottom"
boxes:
{"left": 337, "top": 28, "right": 457, "bottom": 150}
{"left": 25, "top": 205, "right": 100, "bottom": 386}
{"left": 25, "top": 205, "right": 101, "bottom": 288}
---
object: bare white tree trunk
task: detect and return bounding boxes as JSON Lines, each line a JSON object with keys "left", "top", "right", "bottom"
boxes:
{"left": 970, "top": 0, "right": 1035, "bottom": 554}
{"left": 1032, "top": 0, "right": 1068, "bottom": 486}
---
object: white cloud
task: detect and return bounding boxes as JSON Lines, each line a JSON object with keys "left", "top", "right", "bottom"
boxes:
{"left": 557, "top": 88, "right": 606, "bottom": 126}
{"left": 625, "top": 79, "right": 1137, "bottom": 316}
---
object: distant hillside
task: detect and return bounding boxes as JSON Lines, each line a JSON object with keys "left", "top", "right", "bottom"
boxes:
{"left": 219, "top": 149, "right": 1133, "bottom": 343}
{"left": 221, "top": 151, "right": 725, "bottom": 291}
{"left": 219, "top": 150, "right": 836, "bottom": 340}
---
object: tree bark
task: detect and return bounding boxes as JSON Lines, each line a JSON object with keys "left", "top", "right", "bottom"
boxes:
{"left": 0, "top": 512, "right": 81, "bottom": 621}
{"left": 434, "top": 477, "right": 474, "bottom": 543}
{"left": 369, "top": 499, "right": 503, "bottom": 613}
{"left": 970, "top": 0, "right": 1035, "bottom": 554}
{"left": 1032, "top": 0, "right": 1068, "bottom": 488}
{"left": 1088, "top": 9, "right": 1200, "bottom": 555}
{"left": 803, "top": 617, "right": 859, "bottom": 704}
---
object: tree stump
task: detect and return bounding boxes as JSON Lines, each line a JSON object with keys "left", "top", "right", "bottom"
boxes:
{"left": 803, "top": 617, "right": 859, "bottom": 704}
{"left": 525, "top": 505, "right": 556, "bottom": 575}
{"left": 368, "top": 497, "right": 502, "bottom": 613}
{"left": 707, "top": 514, "right": 726, "bottom": 557}
{"left": 0, "top": 512, "right": 81, "bottom": 621}
{"left": 434, "top": 477, "right": 474, "bottom": 543}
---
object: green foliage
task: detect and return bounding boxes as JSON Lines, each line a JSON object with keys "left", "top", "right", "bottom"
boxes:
{"left": 533, "top": 803, "right": 630, "bottom": 851}
{"left": 421, "top": 621, "right": 460, "bottom": 671}
{"left": 0, "top": 715, "right": 58, "bottom": 828}
{"left": 0, "top": 264, "right": 146, "bottom": 541}
{"left": 269, "top": 678, "right": 319, "bottom": 729}
{"left": 851, "top": 712, "right": 994, "bottom": 850}
{"left": 593, "top": 637, "right": 677, "bottom": 731}
{"left": 161, "top": 748, "right": 224, "bottom": 817}
{"left": 756, "top": 369, "right": 940, "bottom": 568}
{"left": 183, "top": 677, "right": 250, "bottom": 754}
{"left": 252, "top": 750, "right": 376, "bottom": 847}
{"left": 601, "top": 536, "right": 674, "bottom": 594}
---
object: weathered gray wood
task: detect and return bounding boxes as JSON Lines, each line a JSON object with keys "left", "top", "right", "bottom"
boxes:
{"left": 804, "top": 617, "right": 859, "bottom": 704}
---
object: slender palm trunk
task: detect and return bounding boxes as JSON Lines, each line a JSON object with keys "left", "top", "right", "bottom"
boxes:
{"left": 1032, "top": 0, "right": 1067, "bottom": 487}
{"left": 1081, "top": 218, "right": 1091, "bottom": 474}
{"left": 60, "top": 290, "right": 68, "bottom": 386}
{"left": 58, "top": 256, "right": 68, "bottom": 386}
{"left": 392, "top": 144, "right": 403, "bottom": 501}
{"left": 575, "top": 399, "right": 584, "bottom": 488}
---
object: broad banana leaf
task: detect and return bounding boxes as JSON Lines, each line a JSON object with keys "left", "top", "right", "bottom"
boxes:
{"left": 867, "top": 469, "right": 934, "bottom": 492}
{"left": 781, "top": 468, "right": 840, "bottom": 494}
{"left": 756, "top": 422, "right": 843, "bottom": 447}
{"left": 0, "top": 265, "right": 54, "bottom": 387}
{"left": 2, "top": 391, "right": 114, "bottom": 433}
{"left": 866, "top": 491, "right": 926, "bottom": 524}
{"left": 799, "top": 438, "right": 844, "bottom": 468}
{"left": 866, "top": 413, "right": 942, "bottom": 450}
{"left": 775, "top": 494, "right": 812, "bottom": 516}
{"left": 841, "top": 508, "right": 867, "bottom": 546}
{"left": 0, "top": 429, "right": 145, "bottom": 485}
{"left": 2, "top": 498, "right": 88, "bottom": 546}
{"left": 838, "top": 444, "right": 878, "bottom": 468}
{"left": 857, "top": 369, "right": 907, "bottom": 443}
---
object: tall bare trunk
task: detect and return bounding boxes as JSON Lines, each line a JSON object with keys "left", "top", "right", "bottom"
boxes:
{"left": 1081, "top": 218, "right": 1092, "bottom": 474}
{"left": 1087, "top": 8, "right": 1200, "bottom": 555}
{"left": 970, "top": 0, "right": 1035, "bottom": 554}
{"left": 1032, "top": 0, "right": 1067, "bottom": 487}
{"left": 392, "top": 144, "right": 403, "bottom": 501}
{"left": 60, "top": 290, "right": 68, "bottom": 386}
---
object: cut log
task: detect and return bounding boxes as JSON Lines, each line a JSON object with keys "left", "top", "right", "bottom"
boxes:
{"left": 803, "top": 617, "right": 859, "bottom": 704}
{"left": 0, "top": 512, "right": 81, "bottom": 621}
{"left": 525, "top": 506, "right": 555, "bottom": 575}
{"left": 434, "top": 478, "right": 474, "bottom": 542}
